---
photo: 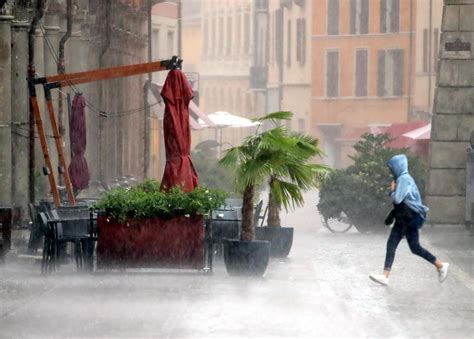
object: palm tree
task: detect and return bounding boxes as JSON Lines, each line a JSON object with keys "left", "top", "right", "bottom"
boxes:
{"left": 219, "top": 112, "right": 327, "bottom": 240}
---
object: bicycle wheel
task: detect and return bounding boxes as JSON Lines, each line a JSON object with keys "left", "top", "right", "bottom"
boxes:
{"left": 322, "top": 212, "right": 353, "bottom": 233}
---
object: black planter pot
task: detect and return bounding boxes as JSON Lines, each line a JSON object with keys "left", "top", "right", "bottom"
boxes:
{"left": 223, "top": 239, "right": 270, "bottom": 276}
{"left": 255, "top": 226, "right": 294, "bottom": 258}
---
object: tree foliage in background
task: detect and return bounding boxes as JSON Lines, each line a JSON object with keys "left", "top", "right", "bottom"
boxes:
{"left": 317, "top": 133, "right": 426, "bottom": 231}
{"left": 191, "top": 149, "right": 238, "bottom": 196}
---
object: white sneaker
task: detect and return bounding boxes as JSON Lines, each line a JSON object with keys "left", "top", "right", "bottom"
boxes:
{"left": 438, "top": 263, "right": 449, "bottom": 283}
{"left": 369, "top": 274, "right": 389, "bottom": 286}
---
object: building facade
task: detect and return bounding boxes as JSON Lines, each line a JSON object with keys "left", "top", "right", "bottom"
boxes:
{"left": 0, "top": 0, "right": 153, "bottom": 214}
{"left": 195, "top": 0, "right": 260, "bottom": 151}
{"left": 311, "top": 0, "right": 415, "bottom": 168}
{"left": 267, "top": 0, "right": 312, "bottom": 135}
{"left": 412, "top": 0, "right": 443, "bottom": 121}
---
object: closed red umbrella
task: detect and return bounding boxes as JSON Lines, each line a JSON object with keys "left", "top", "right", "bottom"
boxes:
{"left": 160, "top": 69, "right": 198, "bottom": 192}
{"left": 68, "top": 93, "right": 90, "bottom": 191}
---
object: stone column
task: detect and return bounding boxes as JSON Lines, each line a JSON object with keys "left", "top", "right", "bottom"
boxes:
{"left": 11, "top": 21, "right": 30, "bottom": 211}
{"left": 34, "top": 27, "right": 50, "bottom": 200}
{"left": 0, "top": 16, "right": 13, "bottom": 205}
{"left": 426, "top": 0, "right": 474, "bottom": 225}
{"left": 43, "top": 13, "right": 61, "bottom": 181}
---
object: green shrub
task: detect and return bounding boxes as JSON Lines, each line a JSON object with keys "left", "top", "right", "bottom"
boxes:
{"left": 93, "top": 179, "right": 227, "bottom": 223}
{"left": 191, "top": 149, "right": 238, "bottom": 196}
{"left": 317, "top": 133, "right": 426, "bottom": 230}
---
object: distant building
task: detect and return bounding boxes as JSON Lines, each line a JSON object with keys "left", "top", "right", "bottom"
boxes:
{"left": 311, "top": 0, "right": 415, "bottom": 168}
{"left": 412, "top": 0, "right": 443, "bottom": 121}
{"left": 192, "top": 0, "right": 261, "bottom": 151}
{"left": 267, "top": 0, "right": 312, "bottom": 135}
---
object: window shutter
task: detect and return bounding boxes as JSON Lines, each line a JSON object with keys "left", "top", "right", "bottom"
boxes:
{"left": 380, "top": 0, "right": 387, "bottom": 33}
{"left": 361, "top": 0, "right": 369, "bottom": 34}
{"left": 350, "top": 0, "right": 357, "bottom": 34}
{"left": 377, "top": 50, "right": 386, "bottom": 97}
{"left": 276, "top": 9, "right": 283, "bottom": 65}
{"left": 328, "top": 0, "right": 339, "bottom": 35}
{"left": 390, "top": 0, "right": 400, "bottom": 33}
{"left": 287, "top": 20, "right": 292, "bottom": 66}
{"left": 301, "top": 18, "right": 306, "bottom": 65}
{"left": 423, "top": 29, "right": 428, "bottom": 72}
{"left": 393, "top": 49, "right": 404, "bottom": 96}
{"left": 356, "top": 50, "right": 368, "bottom": 97}
{"left": 433, "top": 28, "right": 439, "bottom": 71}
{"left": 327, "top": 51, "right": 339, "bottom": 97}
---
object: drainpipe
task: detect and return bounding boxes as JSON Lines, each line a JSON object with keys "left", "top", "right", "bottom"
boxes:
{"left": 428, "top": 0, "right": 433, "bottom": 113}
{"left": 98, "top": 0, "right": 111, "bottom": 183}
{"left": 28, "top": 0, "right": 46, "bottom": 204}
{"left": 144, "top": 0, "right": 152, "bottom": 178}
{"left": 57, "top": 0, "right": 73, "bottom": 141}
{"left": 407, "top": 0, "right": 414, "bottom": 120}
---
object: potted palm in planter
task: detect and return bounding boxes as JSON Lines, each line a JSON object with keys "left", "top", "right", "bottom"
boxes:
{"left": 93, "top": 180, "right": 226, "bottom": 269}
{"left": 219, "top": 112, "right": 326, "bottom": 274}
{"left": 252, "top": 112, "right": 327, "bottom": 257}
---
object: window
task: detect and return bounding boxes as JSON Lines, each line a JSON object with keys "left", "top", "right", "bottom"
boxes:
{"left": 355, "top": 49, "right": 368, "bottom": 97}
{"left": 296, "top": 18, "right": 306, "bottom": 65}
{"left": 298, "top": 118, "right": 305, "bottom": 134}
{"left": 326, "top": 50, "right": 339, "bottom": 97}
{"left": 287, "top": 20, "right": 292, "bottom": 66}
{"left": 219, "top": 17, "right": 224, "bottom": 55}
{"left": 203, "top": 18, "right": 209, "bottom": 54}
{"left": 236, "top": 13, "right": 241, "bottom": 57}
{"left": 423, "top": 28, "right": 428, "bottom": 72}
{"left": 211, "top": 16, "right": 216, "bottom": 56}
{"left": 167, "top": 31, "right": 174, "bottom": 55}
{"left": 244, "top": 12, "right": 250, "bottom": 54}
{"left": 275, "top": 9, "right": 283, "bottom": 64}
{"left": 377, "top": 49, "right": 404, "bottom": 96}
{"left": 433, "top": 28, "right": 439, "bottom": 72}
{"left": 380, "top": 0, "right": 399, "bottom": 33}
{"left": 327, "top": 0, "right": 339, "bottom": 35}
{"left": 227, "top": 16, "right": 232, "bottom": 55}
{"left": 350, "top": 0, "right": 369, "bottom": 34}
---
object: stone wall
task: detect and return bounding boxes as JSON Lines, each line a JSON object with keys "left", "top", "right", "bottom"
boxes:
{"left": 426, "top": 0, "right": 474, "bottom": 225}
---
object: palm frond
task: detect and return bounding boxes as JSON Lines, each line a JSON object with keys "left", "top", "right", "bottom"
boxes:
{"left": 252, "top": 111, "right": 293, "bottom": 123}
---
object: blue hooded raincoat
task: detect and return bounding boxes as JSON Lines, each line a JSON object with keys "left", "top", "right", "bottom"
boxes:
{"left": 387, "top": 154, "right": 429, "bottom": 220}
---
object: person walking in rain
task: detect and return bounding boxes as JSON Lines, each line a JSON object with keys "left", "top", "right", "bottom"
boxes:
{"left": 369, "top": 154, "right": 449, "bottom": 286}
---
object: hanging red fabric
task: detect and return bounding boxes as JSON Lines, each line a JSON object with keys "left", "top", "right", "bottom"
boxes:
{"left": 160, "top": 69, "right": 198, "bottom": 192}
{"left": 68, "top": 93, "right": 90, "bottom": 190}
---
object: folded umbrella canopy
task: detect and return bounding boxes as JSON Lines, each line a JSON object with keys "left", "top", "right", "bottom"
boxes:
{"left": 160, "top": 69, "right": 199, "bottom": 192}
{"left": 68, "top": 93, "right": 90, "bottom": 190}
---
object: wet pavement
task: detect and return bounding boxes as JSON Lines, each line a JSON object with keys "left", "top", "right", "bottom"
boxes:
{"left": 1, "top": 191, "right": 473, "bottom": 338}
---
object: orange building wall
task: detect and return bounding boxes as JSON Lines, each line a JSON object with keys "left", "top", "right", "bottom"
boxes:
{"left": 311, "top": 0, "right": 415, "bottom": 167}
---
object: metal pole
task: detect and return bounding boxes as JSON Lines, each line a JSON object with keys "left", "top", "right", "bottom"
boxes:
{"left": 144, "top": 0, "right": 152, "bottom": 178}
{"left": 178, "top": 0, "right": 182, "bottom": 57}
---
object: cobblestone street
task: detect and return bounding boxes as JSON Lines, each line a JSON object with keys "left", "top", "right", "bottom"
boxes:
{"left": 1, "top": 192, "right": 473, "bottom": 338}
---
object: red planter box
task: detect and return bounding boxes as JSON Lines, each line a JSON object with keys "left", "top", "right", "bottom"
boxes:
{"left": 96, "top": 214, "right": 206, "bottom": 269}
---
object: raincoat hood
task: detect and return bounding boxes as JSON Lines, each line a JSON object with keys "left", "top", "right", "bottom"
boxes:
{"left": 387, "top": 154, "right": 429, "bottom": 220}
{"left": 387, "top": 154, "right": 408, "bottom": 179}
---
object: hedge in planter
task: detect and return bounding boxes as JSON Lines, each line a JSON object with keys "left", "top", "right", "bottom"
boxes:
{"left": 93, "top": 180, "right": 226, "bottom": 269}
{"left": 317, "top": 133, "right": 426, "bottom": 233}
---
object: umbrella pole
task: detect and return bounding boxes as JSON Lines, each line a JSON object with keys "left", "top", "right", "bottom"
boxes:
{"left": 29, "top": 88, "right": 61, "bottom": 207}
{"left": 43, "top": 85, "right": 76, "bottom": 205}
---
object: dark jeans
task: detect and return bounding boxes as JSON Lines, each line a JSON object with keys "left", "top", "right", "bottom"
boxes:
{"left": 384, "top": 215, "right": 437, "bottom": 271}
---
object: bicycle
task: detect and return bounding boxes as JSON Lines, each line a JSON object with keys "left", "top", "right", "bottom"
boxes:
{"left": 320, "top": 211, "right": 354, "bottom": 233}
